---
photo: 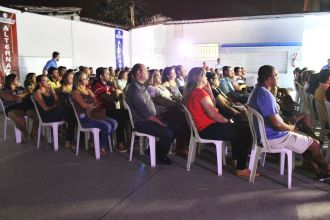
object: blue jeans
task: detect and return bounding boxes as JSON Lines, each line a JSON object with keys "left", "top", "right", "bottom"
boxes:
{"left": 80, "top": 117, "right": 118, "bottom": 149}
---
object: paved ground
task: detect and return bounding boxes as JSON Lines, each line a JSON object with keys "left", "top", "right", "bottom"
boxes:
{"left": 0, "top": 118, "right": 330, "bottom": 220}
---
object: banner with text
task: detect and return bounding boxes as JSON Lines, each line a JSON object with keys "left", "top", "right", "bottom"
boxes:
{"left": 0, "top": 10, "right": 19, "bottom": 85}
{"left": 115, "top": 29, "right": 124, "bottom": 70}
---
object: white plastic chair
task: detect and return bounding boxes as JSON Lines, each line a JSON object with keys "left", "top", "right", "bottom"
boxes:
{"left": 182, "top": 104, "right": 227, "bottom": 176}
{"left": 31, "top": 95, "right": 65, "bottom": 151}
{"left": 123, "top": 100, "right": 157, "bottom": 167}
{"left": 69, "top": 98, "right": 112, "bottom": 160}
{"left": 0, "top": 97, "right": 28, "bottom": 143}
{"left": 323, "top": 100, "right": 330, "bottom": 161}
{"left": 306, "top": 94, "right": 318, "bottom": 131}
{"left": 314, "top": 99, "right": 330, "bottom": 143}
{"left": 247, "top": 106, "right": 293, "bottom": 188}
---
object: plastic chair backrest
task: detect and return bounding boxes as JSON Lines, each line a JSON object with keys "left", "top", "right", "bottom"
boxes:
{"left": 69, "top": 97, "right": 83, "bottom": 130}
{"left": 181, "top": 104, "right": 200, "bottom": 140}
{"left": 30, "top": 95, "right": 44, "bottom": 123}
{"left": 307, "top": 94, "right": 317, "bottom": 121}
{"left": 123, "top": 100, "right": 135, "bottom": 130}
{"left": 315, "top": 99, "right": 328, "bottom": 123}
{"left": 0, "top": 97, "right": 8, "bottom": 117}
{"left": 324, "top": 100, "right": 330, "bottom": 128}
{"left": 246, "top": 106, "right": 269, "bottom": 150}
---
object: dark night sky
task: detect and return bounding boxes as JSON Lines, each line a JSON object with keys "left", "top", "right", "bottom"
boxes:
{"left": 1, "top": 0, "right": 306, "bottom": 20}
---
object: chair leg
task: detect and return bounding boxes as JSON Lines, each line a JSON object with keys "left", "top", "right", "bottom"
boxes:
{"left": 108, "top": 135, "right": 113, "bottom": 152}
{"left": 85, "top": 132, "right": 89, "bottom": 151}
{"left": 292, "top": 152, "right": 296, "bottom": 171}
{"left": 52, "top": 124, "right": 60, "bottom": 151}
{"left": 325, "top": 145, "right": 330, "bottom": 162}
{"left": 37, "top": 125, "right": 41, "bottom": 148}
{"left": 140, "top": 136, "right": 145, "bottom": 155}
{"left": 186, "top": 141, "right": 196, "bottom": 171}
{"left": 248, "top": 147, "right": 256, "bottom": 171}
{"left": 92, "top": 130, "right": 100, "bottom": 160}
{"left": 4, "top": 119, "right": 7, "bottom": 140}
{"left": 148, "top": 137, "right": 156, "bottom": 167}
{"left": 222, "top": 143, "right": 226, "bottom": 165}
{"left": 260, "top": 152, "right": 266, "bottom": 166}
{"left": 129, "top": 132, "right": 135, "bottom": 161}
{"left": 287, "top": 151, "right": 293, "bottom": 188}
{"left": 47, "top": 127, "right": 52, "bottom": 144}
{"left": 192, "top": 142, "right": 198, "bottom": 163}
{"left": 14, "top": 126, "right": 22, "bottom": 143}
{"left": 280, "top": 152, "right": 285, "bottom": 175}
{"left": 76, "top": 130, "right": 81, "bottom": 156}
{"left": 249, "top": 147, "right": 262, "bottom": 183}
{"left": 215, "top": 142, "right": 223, "bottom": 176}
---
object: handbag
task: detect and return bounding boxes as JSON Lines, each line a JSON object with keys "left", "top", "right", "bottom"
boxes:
{"left": 87, "top": 107, "right": 107, "bottom": 120}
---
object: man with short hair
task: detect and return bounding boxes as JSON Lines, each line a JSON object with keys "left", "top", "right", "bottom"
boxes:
{"left": 215, "top": 57, "right": 222, "bottom": 70}
{"left": 248, "top": 65, "right": 330, "bottom": 180}
{"left": 43, "top": 51, "right": 60, "bottom": 75}
{"left": 321, "top": 59, "right": 330, "bottom": 70}
{"left": 233, "top": 66, "right": 247, "bottom": 91}
{"left": 47, "top": 67, "right": 61, "bottom": 89}
{"left": 91, "top": 67, "right": 127, "bottom": 152}
{"left": 125, "top": 64, "right": 175, "bottom": 165}
{"left": 175, "top": 65, "right": 187, "bottom": 94}
{"left": 314, "top": 69, "right": 330, "bottom": 125}
{"left": 220, "top": 66, "right": 247, "bottom": 103}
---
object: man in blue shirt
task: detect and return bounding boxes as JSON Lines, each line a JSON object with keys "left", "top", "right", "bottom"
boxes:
{"left": 220, "top": 66, "right": 247, "bottom": 103}
{"left": 248, "top": 65, "right": 330, "bottom": 180}
{"left": 43, "top": 51, "right": 60, "bottom": 75}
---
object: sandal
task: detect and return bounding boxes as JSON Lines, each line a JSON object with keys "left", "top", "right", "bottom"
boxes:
{"left": 100, "top": 148, "right": 107, "bottom": 155}
{"left": 235, "top": 169, "right": 260, "bottom": 177}
{"left": 116, "top": 143, "right": 128, "bottom": 153}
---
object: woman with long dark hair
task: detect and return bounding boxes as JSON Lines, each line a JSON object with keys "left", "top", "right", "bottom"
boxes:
{"left": 72, "top": 72, "right": 117, "bottom": 155}
{"left": 0, "top": 73, "right": 38, "bottom": 143}
{"left": 34, "top": 75, "right": 75, "bottom": 149}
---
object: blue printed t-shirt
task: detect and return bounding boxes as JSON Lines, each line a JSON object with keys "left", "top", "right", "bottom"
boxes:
{"left": 219, "top": 77, "right": 234, "bottom": 94}
{"left": 248, "top": 86, "right": 287, "bottom": 140}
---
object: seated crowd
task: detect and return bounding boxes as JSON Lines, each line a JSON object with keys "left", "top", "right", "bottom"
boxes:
{"left": 1, "top": 60, "right": 330, "bottom": 180}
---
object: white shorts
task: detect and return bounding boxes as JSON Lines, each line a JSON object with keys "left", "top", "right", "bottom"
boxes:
{"left": 267, "top": 132, "right": 313, "bottom": 154}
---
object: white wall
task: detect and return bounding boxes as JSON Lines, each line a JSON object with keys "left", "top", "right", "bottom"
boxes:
{"left": 301, "top": 14, "right": 330, "bottom": 71}
{"left": 162, "top": 14, "right": 330, "bottom": 88}
{"left": 131, "top": 25, "right": 166, "bottom": 69}
{"left": 13, "top": 10, "right": 131, "bottom": 82}
{"left": 164, "top": 17, "right": 307, "bottom": 88}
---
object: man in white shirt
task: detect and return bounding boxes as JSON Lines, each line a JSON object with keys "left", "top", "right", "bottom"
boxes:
{"left": 215, "top": 57, "right": 222, "bottom": 70}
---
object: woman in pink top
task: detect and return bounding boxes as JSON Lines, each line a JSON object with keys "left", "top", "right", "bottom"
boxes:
{"left": 183, "top": 67, "right": 253, "bottom": 176}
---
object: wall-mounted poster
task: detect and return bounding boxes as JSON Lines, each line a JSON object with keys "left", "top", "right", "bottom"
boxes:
{"left": 0, "top": 10, "right": 19, "bottom": 86}
{"left": 115, "top": 29, "right": 124, "bottom": 70}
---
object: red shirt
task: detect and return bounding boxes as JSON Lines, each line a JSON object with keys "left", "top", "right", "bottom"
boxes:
{"left": 91, "top": 80, "right": 116, "bottom": 108}
{"left": 186, "top": 88, "right": 216, "bottom": 131}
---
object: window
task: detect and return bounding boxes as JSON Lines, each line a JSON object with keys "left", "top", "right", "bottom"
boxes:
{"left": 188, "top": 44, "right": 219, "bottom": 61}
